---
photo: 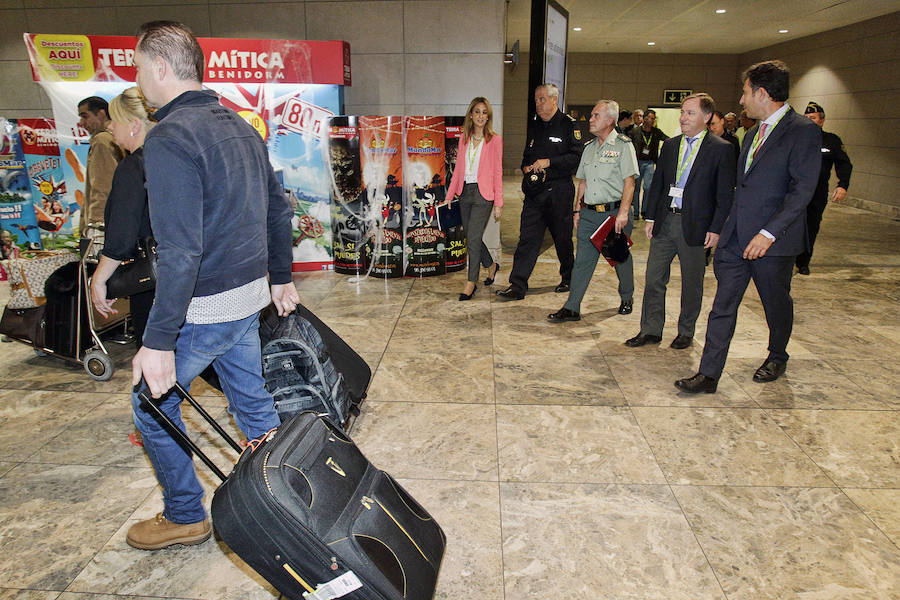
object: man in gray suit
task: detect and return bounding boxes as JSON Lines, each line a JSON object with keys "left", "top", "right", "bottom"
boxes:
{"left": 626, "top": 93, "right": 735, "bottom": 350}
{"left": 676, "top": 60, "right": 821, "bottom": 393}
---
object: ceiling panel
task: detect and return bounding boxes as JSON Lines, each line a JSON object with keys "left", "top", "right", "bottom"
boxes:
{"left": 505, "top": 0, "right": 899, "bottom": 54}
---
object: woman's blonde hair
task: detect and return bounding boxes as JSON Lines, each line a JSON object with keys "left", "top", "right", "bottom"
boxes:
{"left": 108, "top": 86, "right": 155, "bottom": 132}
{"left": 463, "top": 96, "right": 497, "bottom": 144}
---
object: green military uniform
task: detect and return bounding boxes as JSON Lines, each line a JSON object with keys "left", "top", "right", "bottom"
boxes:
{"left": 563, "top": 131, "right": 639, "bottom": 313}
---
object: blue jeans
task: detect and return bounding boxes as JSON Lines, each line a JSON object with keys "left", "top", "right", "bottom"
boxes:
{"left": 132, "top": 312, "right": 279, "bottom": 524}
{"left": 632, "top": 160, "right": 655, "bottom": 218}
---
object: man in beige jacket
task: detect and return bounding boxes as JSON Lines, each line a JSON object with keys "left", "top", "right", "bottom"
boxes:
{"left": 77, "top": 96, "right": 124, "bottom": 239}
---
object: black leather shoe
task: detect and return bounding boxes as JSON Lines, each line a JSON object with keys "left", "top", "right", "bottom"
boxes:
{"left": 753, "top": 360, "right": 786, "bottom": 382}
{"left": 547, "top": 308, "right": 580, "bottom": 323}
{"left": 496, "top": 286, "right": 525, "bottom": 301}
{"left": 484, "top": 263, "right": 500, "bottom": 286}
{"left": 459, "top": 284, "right": 477, "bottom": 301}
{"left": 625, "top": 333, "right": 662, "bottom": 347}
{"left": 554, "top": 281, "right": 570, "bottom": 293}
{"left": 618, "top": 299, "right": 633, "bottom": 315}
{"left": 674, "top": 373, "right": 718, "bottom": 394}
{"left": 670, "top": 334, "right": 693, "bottom": 349}
{"left": 797, "top": 266, "right": 810, "bottom": 275}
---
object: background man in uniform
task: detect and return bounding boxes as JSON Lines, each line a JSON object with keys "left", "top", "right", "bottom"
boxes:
{"left": 497, "top": 83, "right": 582, "bottom": 300}
{"left": 628, "top": 108, "right": 667, "bottom": 220}
{"left": 77, "top": 96, "right": 124, "bottom": 239}
{"left": 625, "top": 93, "right": 735, "bottom": 349}
{"left": 127, "top": 20, "right": 301, "bottom": 550}
{"left": 796, "top": 101, "right": 853, "bottom": 275}
{"left": 676, "top": 60, "right": 821, "bottom": 393}
{"left": 547, "top": 99, "right": 638, "bottom": 322}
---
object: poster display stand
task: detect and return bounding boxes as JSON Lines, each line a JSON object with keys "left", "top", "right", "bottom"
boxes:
{"left": 16, "top": 33, "right": 350, "bottom": 271}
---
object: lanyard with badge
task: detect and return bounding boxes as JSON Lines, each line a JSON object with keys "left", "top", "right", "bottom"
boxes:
{"left": 669, "top": 130, "right": 707, "bottom": 205}
{"left": 467, "top": 137, "right": 482, "bottom": 172}
{"left": 641, "top": 131, "right": 652, "bottom": 156}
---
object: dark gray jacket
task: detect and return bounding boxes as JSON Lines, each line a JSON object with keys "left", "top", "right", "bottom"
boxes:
{"left": 142, "top": 90, "right": 292, "bottom": 350}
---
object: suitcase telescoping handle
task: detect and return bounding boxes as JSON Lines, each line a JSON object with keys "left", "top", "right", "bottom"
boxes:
{"left": 135, "top": 381, "right": 243, "bottom": 482}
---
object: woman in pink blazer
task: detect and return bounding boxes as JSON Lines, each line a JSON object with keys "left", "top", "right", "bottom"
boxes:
{"left": 446, "top": 97, "right": 504, "bottom": 300}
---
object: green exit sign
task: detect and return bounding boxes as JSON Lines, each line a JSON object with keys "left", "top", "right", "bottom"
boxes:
{"left": 664, "top": 89, "right": 692, "bottom": 104}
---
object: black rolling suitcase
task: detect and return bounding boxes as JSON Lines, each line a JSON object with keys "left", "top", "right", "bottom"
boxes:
{"left": 138, "top": 383, "right": 446, "bottom": 600}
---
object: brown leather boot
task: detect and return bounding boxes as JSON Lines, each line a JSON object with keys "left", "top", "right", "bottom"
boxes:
{"left": 126, "top": 513, "right": 211, "bottom": 550}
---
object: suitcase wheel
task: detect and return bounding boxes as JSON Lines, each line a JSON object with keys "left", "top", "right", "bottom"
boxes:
{"left": 84, "top": 349, "right": 114, "bottom": 381}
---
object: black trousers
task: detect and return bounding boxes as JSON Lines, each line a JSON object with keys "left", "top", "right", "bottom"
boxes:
{"left": 795, "top": 189, "right": 828, "bottom": 269}
{"left": 508, "top": 181, "right": 575, "bottom": 293}
{"left": 699, "top": 237, "right": 795, "bottom": 379}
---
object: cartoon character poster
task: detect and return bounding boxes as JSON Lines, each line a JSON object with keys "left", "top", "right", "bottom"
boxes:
{"left": 0, "top": 119, "right": 41, "bottom": 257}
{"left": 442, "top": 116, "right": 466, "bottom": 272}
{"left": 211, "top": 82, "right": 340, "bottom": 270}
{"left": 359, "top": 116, "right": 403, "bottom": 278}
{"left": 403, "top": 116, "right": 446, "bottom": 277}
{"left": 19, "top": 118, "right": 75, "bottom": 249}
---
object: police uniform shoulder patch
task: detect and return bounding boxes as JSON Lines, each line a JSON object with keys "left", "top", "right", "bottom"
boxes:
{"left": 618, "top": 133, "right": 632, "bottom": 143}
{"left": 574, "top": 130, "right": 582, "bottom": 140}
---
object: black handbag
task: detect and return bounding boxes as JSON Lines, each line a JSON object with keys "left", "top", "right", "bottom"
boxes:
{"left": 105, "top": 237, "right": 157, "bottom": 299}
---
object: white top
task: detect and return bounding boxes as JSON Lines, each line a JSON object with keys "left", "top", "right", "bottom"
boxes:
{"left": 464, "top": 137, "right": 484, "bottom": 184}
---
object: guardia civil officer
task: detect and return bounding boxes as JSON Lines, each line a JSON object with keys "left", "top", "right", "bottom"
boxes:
{"left": 796, "top": 101, "right": 853, "bottom": 275}
{"left": 548, "top": 99, "right": 639, "bottom": 322}
{"left": 496, "top": 83, "right": 583, "bottom": 300}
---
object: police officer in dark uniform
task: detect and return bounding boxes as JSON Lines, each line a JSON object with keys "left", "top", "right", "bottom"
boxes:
{"left": 497, "top": 83, "right": 583, "bottom": 300}
{"left": 797, "top": 101, "right": 853, "bottom": 275}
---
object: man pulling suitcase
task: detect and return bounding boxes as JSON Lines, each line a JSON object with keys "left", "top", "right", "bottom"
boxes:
{"left": 127, "top": 20, "right": 300, "bottom": 551}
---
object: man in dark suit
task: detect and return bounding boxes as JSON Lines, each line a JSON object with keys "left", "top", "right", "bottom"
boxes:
{"left": 676, "top": 60, "right": 821, "bottom": 393}
{"left": 626, "top": 93, "right": 736, "bottom": 350}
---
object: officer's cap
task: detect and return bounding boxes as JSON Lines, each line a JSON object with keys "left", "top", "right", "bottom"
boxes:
{"left": 805, "top": 101, "right": 825, "bottom": 116}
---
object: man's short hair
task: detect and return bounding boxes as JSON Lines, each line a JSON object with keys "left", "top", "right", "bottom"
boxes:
{"left": 712, "top": 110, "right": 725, "bottom": 120}
{"left": 78, "top": 96, "right": 109, "bottom": 116}
{"left": 724, "top": 112, "right": 736, "bottom": 119}
{"left": 645, "top": 109, "right": 657, "bottom": 116}
{"left": 538, "top": 83, "right": 560, "bottom": 98}
{"left": 596, "top": 100, "right": 619, "bottom": 123}
{"left": 136, "top": 21, "right": 205, "bottom": 82}
{"left": 618, "top": 109, "right": 632, "bottom": 121}
{"left": 684, "top": 92, "right": 716, "bottom": 116}
{"left": 741, "top": 60, "right": 790, "bottom": 102}
{"left": 633, "top": 109, "right": 644, "bottom": 115}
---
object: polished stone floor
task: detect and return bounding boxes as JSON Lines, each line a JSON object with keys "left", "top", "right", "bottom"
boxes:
{"left": 1, "top": 182, "right": 898, "bottom": 599}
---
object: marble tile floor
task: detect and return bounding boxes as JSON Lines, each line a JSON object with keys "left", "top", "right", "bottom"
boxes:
{"left": 1, "top": 195, "right": 898, "bottom": 599}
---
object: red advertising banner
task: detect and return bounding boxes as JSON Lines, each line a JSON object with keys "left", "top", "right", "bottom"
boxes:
{"left": 25, "top": 33, "right": 351, "bottom": 85}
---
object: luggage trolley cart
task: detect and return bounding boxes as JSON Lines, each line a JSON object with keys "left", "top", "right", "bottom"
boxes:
{"left": 78, "top": 227, "right": 132, "bottom": 380}
{"left": 0, "top": 225, "right": 132, "bottom": 381}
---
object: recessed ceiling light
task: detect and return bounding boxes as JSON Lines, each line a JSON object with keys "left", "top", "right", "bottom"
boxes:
{"left": 716, "top": 9, "right": 726, "bottom": 13}
{"left": 647, "top": 41, "right": 656, "bottom": 46}
{"left": 779, "top": 29, "right": 789, "bottom": 33}
{"left": 573, "top": 27, "right": 582, "bottom": 31}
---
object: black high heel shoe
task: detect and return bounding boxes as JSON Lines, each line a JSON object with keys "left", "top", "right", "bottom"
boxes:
{"left": 484, "top": 263, "right": 500, "bottom": 286}
{"left": 459, "top": 284, "right": 477, "bottom": 301}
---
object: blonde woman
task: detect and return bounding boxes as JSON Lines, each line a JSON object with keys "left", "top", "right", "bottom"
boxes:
{"left": 446, "top": 97, "right": 503, "bottom": 300}
{"left": 90, "top": 87, "right": 155, "bottom": 350}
